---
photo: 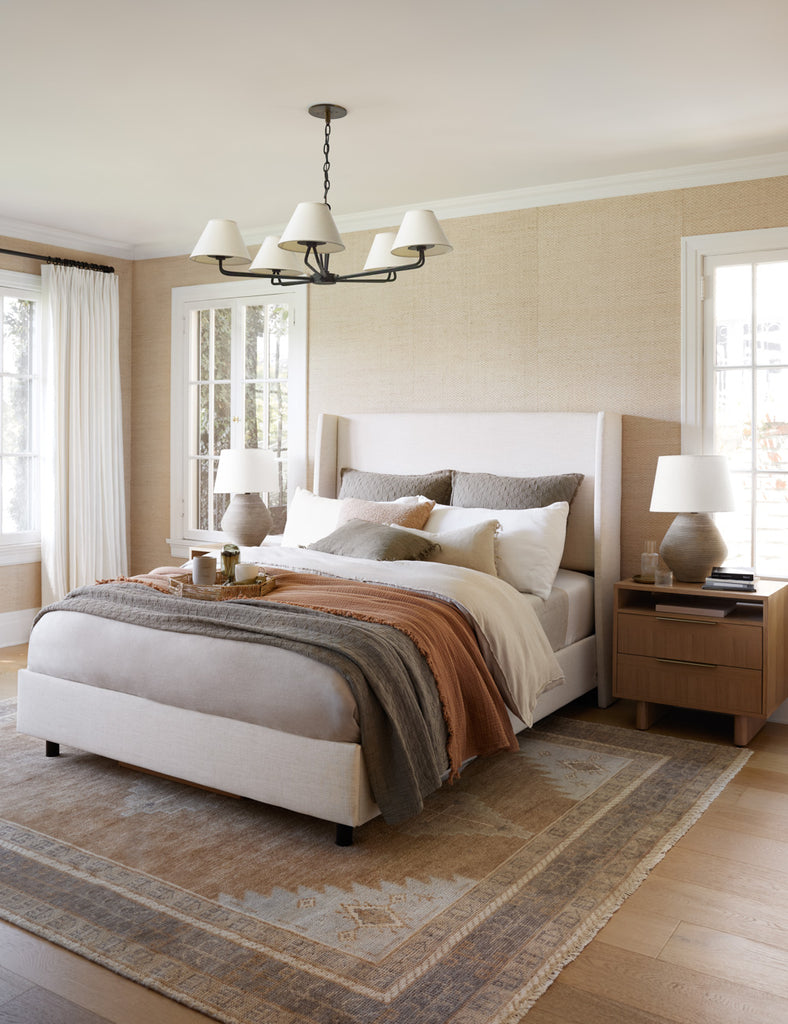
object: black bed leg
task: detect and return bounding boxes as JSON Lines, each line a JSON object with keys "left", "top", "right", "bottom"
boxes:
{"left": 45, "top": 741, "right": 60, "bottom": 758}
{"left": 335, "top": 824, "right": 354, "bottom": 847}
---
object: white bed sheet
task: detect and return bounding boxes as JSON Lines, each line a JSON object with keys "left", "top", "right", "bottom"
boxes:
{"left": 526, "top": 568, "right": 595, "bottom": 652}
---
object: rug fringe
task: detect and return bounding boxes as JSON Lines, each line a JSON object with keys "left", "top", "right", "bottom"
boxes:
{"left": 496, "top": 745, "right": 752, "bottom": 1023}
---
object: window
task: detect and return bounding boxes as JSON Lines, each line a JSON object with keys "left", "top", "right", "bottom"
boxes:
{"left": 170, "top": 280, "right": 306, "bottom": 555}
{"left": 683, "top": 228, "right": 788, "bottom": 579}
{"left": 0, "top": 269, "right": 40, "bottom": 562}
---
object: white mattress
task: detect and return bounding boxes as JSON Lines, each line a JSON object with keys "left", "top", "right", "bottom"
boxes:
{"left": 25, "top": 568, "right": 593, "bottom": 748}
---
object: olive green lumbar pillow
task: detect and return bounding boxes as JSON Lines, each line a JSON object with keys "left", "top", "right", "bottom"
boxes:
{"left": 308, "top": 519, "right": 438, "bottom": 561}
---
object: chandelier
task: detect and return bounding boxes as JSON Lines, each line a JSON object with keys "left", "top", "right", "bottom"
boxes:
{"left": 190, "top": 104, "right": 452, "bottom": 286}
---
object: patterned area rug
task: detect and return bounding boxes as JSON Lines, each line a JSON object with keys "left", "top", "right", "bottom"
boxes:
{"left": 0, "top": 699, "right": 749, "bottom": 1023}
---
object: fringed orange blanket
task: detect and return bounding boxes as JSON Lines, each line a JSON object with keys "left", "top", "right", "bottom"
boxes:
{"left": 258, "top": 569, "right": 518, "bottom": 776}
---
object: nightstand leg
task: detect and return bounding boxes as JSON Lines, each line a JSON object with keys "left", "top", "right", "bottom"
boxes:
{"left": 733, "top": 714, "right": 766, "bottom": 746}
{"left": 635, "top": 701, "right": 668, "bottom": 730}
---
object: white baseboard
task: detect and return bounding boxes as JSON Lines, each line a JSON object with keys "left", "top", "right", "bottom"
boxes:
{"left": 769, "top": 700, "right": 788, "bottom": 725}
{"left": 0, "top": 608, "right": 38, "bottom": 648}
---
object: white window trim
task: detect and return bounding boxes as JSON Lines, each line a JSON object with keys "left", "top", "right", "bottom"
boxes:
{"left": 681, "top": 226, "right": 788, "bottom": 452}
{"left": 169, "top": 280, "right": 307, "bottom": 559}
{"left": 0, "top": 267, "right": 41, "bottom": 565}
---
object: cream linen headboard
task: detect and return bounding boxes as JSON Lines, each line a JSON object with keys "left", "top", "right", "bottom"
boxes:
{"left": 313, "top": 411, "right": 622, "bottom": 706}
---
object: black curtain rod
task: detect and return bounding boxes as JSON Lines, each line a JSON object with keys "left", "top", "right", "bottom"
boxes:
{"left": 0, "top": 245, "right": 114, "bottom": 274}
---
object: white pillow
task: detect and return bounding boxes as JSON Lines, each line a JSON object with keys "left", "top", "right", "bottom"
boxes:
{"left": 425, "top": 502, "right": 569, "bottom": 599}
{"left": 281, "top": 488, "right": 342, "bottom": 547}
{"left": 395, "top": 520, "right": 500, "bottom": 576}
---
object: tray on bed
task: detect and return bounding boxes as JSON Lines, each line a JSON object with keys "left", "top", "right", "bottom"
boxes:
{"left": 169, "top": 573, "right": 276, "bottom": 601}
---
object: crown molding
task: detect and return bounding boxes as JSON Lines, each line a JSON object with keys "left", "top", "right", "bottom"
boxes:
{"left": 136, "top": 149, "right": 788, "bottom": 260}
{"left": 0, "top": 217, "right": 134, "bottom": 261}
{"left": 6, "top": 150, "right": 788, "bottom": 263}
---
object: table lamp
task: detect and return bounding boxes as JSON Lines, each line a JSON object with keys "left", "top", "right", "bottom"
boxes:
{"left": 213, "top": 448, "right": 279, "bottom": 546}
{"left": 649, "top": 454, "right": 735, "bottom": 582}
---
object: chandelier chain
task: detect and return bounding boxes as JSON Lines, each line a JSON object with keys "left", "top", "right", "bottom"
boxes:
{"left": 322, "top": 117, "right": 332, "bottom": 208}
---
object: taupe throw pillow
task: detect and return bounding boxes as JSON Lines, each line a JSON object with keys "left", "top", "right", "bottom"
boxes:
{"left": 450, "top": 470, "right": 583, "bottom": 509}
{"left": 308, "top": 519, "right": 438, "bottom": 561}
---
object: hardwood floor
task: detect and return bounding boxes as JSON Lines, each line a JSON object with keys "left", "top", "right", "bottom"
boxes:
{"left": 2, "top": 645, "right": 788, "bottom": 1023}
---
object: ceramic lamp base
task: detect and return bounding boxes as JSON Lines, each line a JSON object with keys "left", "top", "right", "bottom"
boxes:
{"left": 220, "top": 493, "right": 273, "bottom": 547}
{"left": 659, "top": 512, "right": 727, "bottom": 583}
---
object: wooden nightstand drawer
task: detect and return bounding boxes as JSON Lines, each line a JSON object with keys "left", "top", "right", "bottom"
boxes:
{"left": 615, "top": 654, "right": 763, "bottom": 715}
{"left": 617, "top": 611, "right": 762, "bottom": 670}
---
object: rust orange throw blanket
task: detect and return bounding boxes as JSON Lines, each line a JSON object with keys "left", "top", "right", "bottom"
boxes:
{"left": 259, "top": 569, "right": 518, "bottom": 776}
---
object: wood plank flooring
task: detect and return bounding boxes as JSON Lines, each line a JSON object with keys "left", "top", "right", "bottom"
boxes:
{"left": 2, "top": 645, "right": 788, "bottom": 1023}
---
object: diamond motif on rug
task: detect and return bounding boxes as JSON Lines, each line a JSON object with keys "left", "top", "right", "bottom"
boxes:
{"left": 219, "top": 874, "right": 476, "bottom": 961}
{"left": 518, "top": 739, "right": 631, "bottom": 799}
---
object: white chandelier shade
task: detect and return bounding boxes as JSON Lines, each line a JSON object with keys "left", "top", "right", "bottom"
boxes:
{"left": 391, "top": 210, "right": 453, "bottom": 257}
{"left": 363, "top": 232, "right": 419, "bottom": 272}
{"left": 249, "top": 235, "right": 311, "bottom": 276}
{"left": 189, "top": 104, "right": 452, "bottom": 287}
{"left": 190, "top": 219, "right": 251, "bottom": 266}
{"left": 278, "top": 201, "right": 345, "bottom": 254}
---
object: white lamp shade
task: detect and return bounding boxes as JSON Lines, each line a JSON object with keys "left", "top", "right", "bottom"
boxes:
{"left": 391, "top": 210, "right": 452, "bottom": 257}
{"left": 248, "top": 236, "right": 310, "bottom": 276}
{"left": 649, "top": 455, "right": 735, "bottom": 513}
{"left": 213, "top": 448, "right": 279, "bottom": 494}
{"left": 190, "top": 219, "right": 251, "bottom": 266}
{"left": 363, "top": 232, "right": 419, "bottom": 271}
{"left": 278, "top": 202, "right": 345, "bottom": 254}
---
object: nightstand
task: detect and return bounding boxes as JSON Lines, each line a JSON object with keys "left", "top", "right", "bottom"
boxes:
{"left": 612, "top": 578, "right": 788, "bottom": 745}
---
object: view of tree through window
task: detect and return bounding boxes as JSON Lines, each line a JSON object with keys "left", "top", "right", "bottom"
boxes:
{"left": 711, "top": 258, "right": 788, "bottom": 577}
{"left": 189, "top": 299, "right": 290, "bottom": 534}
{"left": 1, "top": 288, "right": 38, "bottom": 538}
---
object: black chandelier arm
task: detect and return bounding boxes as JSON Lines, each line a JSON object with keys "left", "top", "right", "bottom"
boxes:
{"left": 212, "top": 246, "right": 428, "bottom": 286}
{"left": 302, "top": 245, "right": 327, "bottom": 278}
{"left": 334, "top": 248, "right": 427, "bottom": 283}
{"left": 215, "top": 259, "right": 307, "bottom": 283}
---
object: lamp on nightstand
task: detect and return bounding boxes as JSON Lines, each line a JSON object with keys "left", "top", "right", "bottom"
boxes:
{"left": 649, "top": 454, "right": 735, "bottom": 582}
{"left": 213, "top": 448, "right": 279, "bottom": 546}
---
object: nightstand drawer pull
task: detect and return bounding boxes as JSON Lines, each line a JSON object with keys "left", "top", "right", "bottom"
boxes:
{"left": 655, "top": 616, "right": 718, "bottom": 625}
{"left": 656, "top": 657, "right": 717, "bottom": 669}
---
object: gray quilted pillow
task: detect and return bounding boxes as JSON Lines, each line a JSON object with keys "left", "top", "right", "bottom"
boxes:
{"left": 338, "top": 468, "right": 452, "bottom": 504}
{"left": 450, "top": 470, "right": 583, "bottom": 509}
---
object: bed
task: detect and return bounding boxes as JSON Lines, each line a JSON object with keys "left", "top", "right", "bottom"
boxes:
{"left": 17, "top": 411, "right": 621, "bottom": 843}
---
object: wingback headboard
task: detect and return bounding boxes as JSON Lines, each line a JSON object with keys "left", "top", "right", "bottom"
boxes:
{"left": 313, "top": 411, "right": 622, "bottom": 706}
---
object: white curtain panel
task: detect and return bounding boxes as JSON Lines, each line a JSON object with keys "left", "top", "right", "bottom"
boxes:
{"left": 40, "top": 265, "right": 128, "bottom": 604}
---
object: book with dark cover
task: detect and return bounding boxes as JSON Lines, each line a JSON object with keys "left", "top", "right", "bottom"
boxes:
{"left": 710, "top": 566, "right": 756, "bottom": 581}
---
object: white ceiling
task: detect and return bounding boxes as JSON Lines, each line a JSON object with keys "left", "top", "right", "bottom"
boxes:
{"left": 3, "top": 0, "right": 788, "bottom": 260}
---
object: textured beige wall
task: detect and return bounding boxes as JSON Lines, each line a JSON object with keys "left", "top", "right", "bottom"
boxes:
{"left": 0, "top": 237, "right": 132, "bottom": 618}
{"left": 127, "top": 175, "right": 788, "bottom": 578}
{"left": 5, "top": 176, "right": 788, "bottom": 605}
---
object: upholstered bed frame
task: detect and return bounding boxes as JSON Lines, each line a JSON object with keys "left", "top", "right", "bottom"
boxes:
{"left": 17, "top": 411, "right": 621, "bottom": 842}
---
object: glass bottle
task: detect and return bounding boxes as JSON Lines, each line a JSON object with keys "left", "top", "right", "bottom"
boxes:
{"left": 640, "top": 540, "right": 659, "bottom": 582}
{"left": 221, "top": 543, "right": 240, "bottom": 584}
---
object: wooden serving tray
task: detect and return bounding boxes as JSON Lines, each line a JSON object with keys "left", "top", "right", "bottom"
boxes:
{"left": 169, "top": 573, "right": 276, "bottom": 601}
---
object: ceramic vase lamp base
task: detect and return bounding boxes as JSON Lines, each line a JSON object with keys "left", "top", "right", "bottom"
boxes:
{"left": 220, "top": 493, "right": 273, "bottom": 547}
{"left": 659, "top": 512, "right": 727, "bottom": 583}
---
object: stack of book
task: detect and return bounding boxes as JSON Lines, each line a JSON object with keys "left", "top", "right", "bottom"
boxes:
{"left": 702, "top": 566, "right": 757, "bottom": 592}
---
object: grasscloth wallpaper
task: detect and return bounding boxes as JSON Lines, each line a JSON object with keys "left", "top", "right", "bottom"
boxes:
{"left": 129, "top": 175, "right": 788, "bottom": 579}
{"left": 2, "top": 174, "right": 788, "bottom": 619}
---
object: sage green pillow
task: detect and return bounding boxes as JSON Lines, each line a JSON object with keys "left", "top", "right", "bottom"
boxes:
{"left": 308, "top": 519, "right": 438, "bottom": 561}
